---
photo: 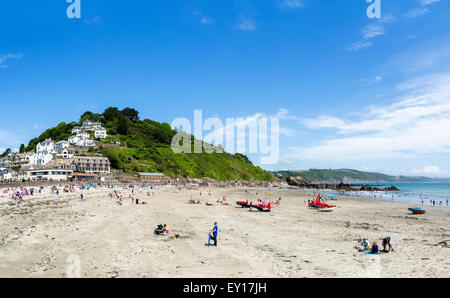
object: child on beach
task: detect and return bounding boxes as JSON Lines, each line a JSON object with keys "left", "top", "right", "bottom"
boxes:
{"left": 370, "top": 242, "right": 379, "bottom": 254}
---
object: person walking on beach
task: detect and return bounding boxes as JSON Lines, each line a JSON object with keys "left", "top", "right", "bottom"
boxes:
{"left": 208, "top": 222, "right": 219, "bottom": 247}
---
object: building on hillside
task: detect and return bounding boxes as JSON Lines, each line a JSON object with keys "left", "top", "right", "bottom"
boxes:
{"left": 11, "top": 153, "right": 34, "bottom": 167}
{"left": 29, "top": 151, "right": 54, "bottom": 166}
{"left": 68, "top": 132, "right": 95, "bottom": 147}
{"left": 81, "top": 120, "right": 102, "bottom": 131}
{"left": 56, "top": 148, "right": 75, "bottom": 159}
{"left": 55, "top": 140, "right": 70, "bottom": 151}
{"left": 72, "top": 120, "right": 104, "bottom": 135}
{"left": 94, "top": 127, "right": 107, "bottom": 139}
{"left": 46, "top": 158, "right": 76, "bottom": 170}
{"left": 19, "top": 165, "right": 74, "bottom": 182}
{"left": 72, "top": 127, "right": 82, "bottom": 134}
{"left": 36, "top": 139, "right": 55, "bottom": 154}
{"left": 0, "top": 168, "right": 17, "bottom": 182}
{"left": 74, "top": 156, "right": 111, "bottom": 174}
{"left": 137, "top": 173, "right": 169, "bottom": 183}
{"left": 68, "top": 173, "right": 101, "bottom": 182}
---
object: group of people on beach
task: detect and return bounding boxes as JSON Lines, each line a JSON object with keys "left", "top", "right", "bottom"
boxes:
{"left": 354, "top": 237, "right": 393, "bottom": 255}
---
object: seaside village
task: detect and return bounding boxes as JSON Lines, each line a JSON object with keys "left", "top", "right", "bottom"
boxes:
{"left": 0, "top": 120, "right": 115, "bottom": 183}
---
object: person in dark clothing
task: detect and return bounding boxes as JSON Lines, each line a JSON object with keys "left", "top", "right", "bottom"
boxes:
{"left": 382, "top": 236, "right": 393, "bottom": 252}
{"left": 370, "top": 242, "right": 379, "bottom": 254}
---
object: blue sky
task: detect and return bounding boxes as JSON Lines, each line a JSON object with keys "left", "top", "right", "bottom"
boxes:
{"left": 1, "top": 0, "right": 450, "bottom": 176}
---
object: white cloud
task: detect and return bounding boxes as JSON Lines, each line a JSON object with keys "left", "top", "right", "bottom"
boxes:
{"left": 289, "top": 73, "right": 450, "bottom": 162}
{"left": 192, "top": 10, "right": 214, "bottom": 26}
{"left": 234, "top": 17, "right": 256, "bottom": 32}
{"left": 280, "top": 0, "right": 303, "bottom": 8}
{"left": 0, "top": 53, "right": 22, "bottom": 68}
{"left": 348, "top": 41, "right": 373, "bottom": 51}
{"left": 423, "top": 165, "right": 440, "bottom": 174}
{"left": 348, "top": 14, "right": 394, "bottom": 51}
{"left": 421, "top": 0, "right": 440, "bottom": 5}
{"left": 83, "top": 16, "right": 102, "bottom": 24}
{"left": 361, "top": 23, "right": 386, "bottom": 39}
{"left": 405, "top": 8, "right": 429, "bottom": 18}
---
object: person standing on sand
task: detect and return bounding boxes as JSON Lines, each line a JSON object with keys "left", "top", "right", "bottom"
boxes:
{"left": 208, "top": 222, "right": 219, "bottom": 247}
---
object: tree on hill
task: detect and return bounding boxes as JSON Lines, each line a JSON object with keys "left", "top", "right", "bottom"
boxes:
{"left": 19, "top": 144, "right": 25, "bottom": 153}
{"left": 121, "top": 108, "right": 139, "bottom": 123}
{"left": 80, "top": 111, "right": 102, "bottom": 123}
{"left": 117, "top": 116, "right": 129, "bottom": 135}
{"left": 1, "top": 148, "right": 11, "bottom": 158}
{"left": 102, "top": 107, "right": 121, "bottom": 123}
{"left": 26, "top": 122, "right": 78, "bottom": 151}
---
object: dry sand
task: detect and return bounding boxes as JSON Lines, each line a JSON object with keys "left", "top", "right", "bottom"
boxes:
{"left": 0, "top": 185, "right": 449, "bottom": 278}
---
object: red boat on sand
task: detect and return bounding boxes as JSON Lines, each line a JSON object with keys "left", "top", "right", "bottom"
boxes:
{"left": 309, "top": 195, "right": 336, "bottom": 211}
{"left": 237, "top": 201, "right": 251, "bottom": 208}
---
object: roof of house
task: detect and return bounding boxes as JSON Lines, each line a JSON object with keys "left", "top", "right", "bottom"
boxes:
{"left": 68, "top": 173, "right": 99, "bottom": 177}
{"left": 138, "top": 173, "right": 166, "bottom": 177}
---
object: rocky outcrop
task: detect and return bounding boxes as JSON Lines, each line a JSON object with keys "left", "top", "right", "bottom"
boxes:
{"left": 285, "top": 177, "right": 400, "bottom": 192}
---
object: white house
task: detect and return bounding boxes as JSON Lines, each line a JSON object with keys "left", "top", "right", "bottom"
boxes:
{"left": 81, "top": 120, "right": 102, "bottom": 131}
{"left": 77, "top": 131, "right": 90, "bottom": 139}
{"left": 94, "top": 127, "right": 107, "bottom": 139}
{"left": 37, "top": 139, "right": 55, "bottom": 154}
{"left": 55, "top": 141, "right": 70, "bottom": 151}
{"left": 68, "top": 131, "right": 95, "bottom": 147}
{"left": 56, "top": 148, "right": 74, "bottom": 159}
{"left": 29, "top": 151, "right": 54, "bottom": 165}
{"left": 72, "top": 127, "right": 82, "bottom": 134}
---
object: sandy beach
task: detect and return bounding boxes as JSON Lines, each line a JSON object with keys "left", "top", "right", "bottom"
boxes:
{"left": 0, "top": 185, "right": 449, "bottom": 278}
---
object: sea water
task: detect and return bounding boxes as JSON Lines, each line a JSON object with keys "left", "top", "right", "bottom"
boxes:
{"left": 296, "top": 183, "right": 450, "bottom": 207}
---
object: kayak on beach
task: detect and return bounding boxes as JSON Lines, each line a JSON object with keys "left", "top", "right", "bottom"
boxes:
{"left": 408, "top": 207, "right": 426, "bottom": 214}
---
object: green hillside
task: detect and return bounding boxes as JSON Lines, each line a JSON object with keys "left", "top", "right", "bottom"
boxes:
{"left": 272, "top": 169, "right": 448, "bottom": 183}
{"left": 26, "top": 107, "right": 273, "bottom": 181}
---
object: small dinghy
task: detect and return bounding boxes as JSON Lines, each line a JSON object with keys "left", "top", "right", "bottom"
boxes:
{"left": 408, "top": 207, "right": 425, "bottom": 214}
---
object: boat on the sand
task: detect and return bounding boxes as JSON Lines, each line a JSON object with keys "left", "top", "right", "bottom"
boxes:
{"left": 408, "top": 207, "right": 425, "bottom": 214}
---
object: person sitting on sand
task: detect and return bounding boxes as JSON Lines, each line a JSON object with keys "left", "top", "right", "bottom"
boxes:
{"left": 355, "top": 239, "right": 370, "bottom": 252}
{"left": 162, "top": 224, "right": 170, "bottom": 235}
{"left": 370, "top": 242, "right": 379, "bottom": 254}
